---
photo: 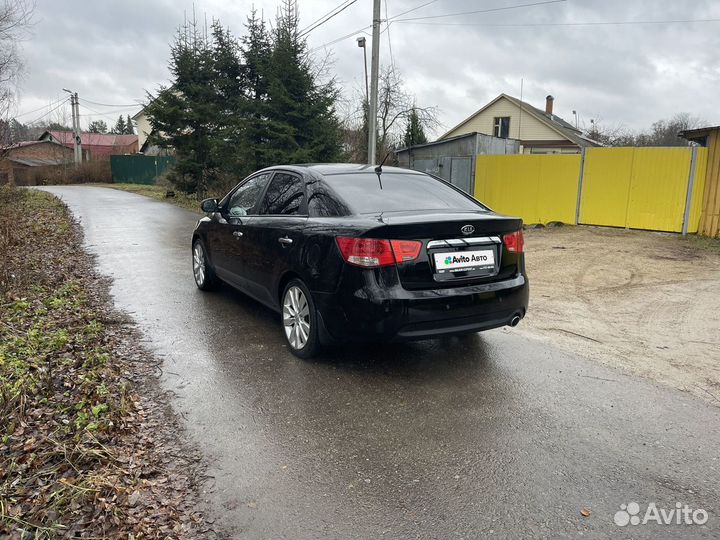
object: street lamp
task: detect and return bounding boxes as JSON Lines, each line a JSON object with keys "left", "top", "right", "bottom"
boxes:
{"left": 357, "top": 36, "right": 371, "bottom": 163}
{"left": 357, "top": 36, "right": 369, "bottom": 108}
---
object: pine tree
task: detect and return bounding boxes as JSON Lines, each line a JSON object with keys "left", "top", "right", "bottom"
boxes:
{"left": 403, "top": 108, "right": 428, "bottom": 148}
{"left": 125, "top": 115, "right": 134, "bottom": 134}
{"left": 111, "top": 115, "right": 126, "bottom": 134}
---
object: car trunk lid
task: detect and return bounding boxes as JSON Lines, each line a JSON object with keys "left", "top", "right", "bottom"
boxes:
{"left": 361, "top": 211, "right": 523, "bottom": 290}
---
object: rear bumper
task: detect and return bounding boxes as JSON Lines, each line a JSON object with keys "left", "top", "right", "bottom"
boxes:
{"left": 313, "top": 270, "right": 529, "bottom": 343}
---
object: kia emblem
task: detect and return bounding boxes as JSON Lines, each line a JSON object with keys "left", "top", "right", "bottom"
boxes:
{"left": 461, "top": 224, "right": 475, "bottom": 235}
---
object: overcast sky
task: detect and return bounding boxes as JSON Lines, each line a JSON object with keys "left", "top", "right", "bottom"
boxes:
{"left": 12, "top": 0, "right": 720, "bottom": 137}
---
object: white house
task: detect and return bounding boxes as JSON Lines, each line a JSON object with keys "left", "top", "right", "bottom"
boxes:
{"left": 131, "top": 108, "right": 153, "bottom": 152}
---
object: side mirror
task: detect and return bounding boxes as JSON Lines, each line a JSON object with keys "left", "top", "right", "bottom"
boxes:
{"left": 200, "top": 198, "right": 219, "bottom": 213}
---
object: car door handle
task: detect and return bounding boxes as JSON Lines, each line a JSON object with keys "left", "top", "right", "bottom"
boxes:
{"left": 233, "top": 231, "right": 243, "bottom": 238}
{"left": 278, "top": 237, "right": 293, "bottom": 245}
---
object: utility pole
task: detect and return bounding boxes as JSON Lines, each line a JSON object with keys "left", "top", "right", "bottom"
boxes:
{"left": 73, "top": 93, "right": 82, "bottom": 164}
{"left": 367, "top": 0, "right": 381, "bottom": 166}
{"left": 63, "top": 88, "right": 82, "bottom": 165}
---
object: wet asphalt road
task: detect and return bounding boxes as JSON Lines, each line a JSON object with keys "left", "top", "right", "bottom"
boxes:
{"left": 41, "top": 186, "right": 720, "bottom": 539}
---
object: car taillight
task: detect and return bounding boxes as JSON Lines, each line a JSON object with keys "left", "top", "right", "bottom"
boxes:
{"left": 336, "top": 237, "right": 422, "bottom": 268}
{"left": 336, "top": 237, "right": 395, "bottom": 267}
{"left": 390, "top": 240, "right": 422, "bottom": 262}
{"left": 503, "top": 230, "right": 524, "bottom": 253}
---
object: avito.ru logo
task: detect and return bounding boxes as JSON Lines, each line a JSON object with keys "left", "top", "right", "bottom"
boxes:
{"left": 444, "top": 254, "right": 488, "bottom": 265}
{"left": 614, "top": 502, "right": 708, "bottom": 527}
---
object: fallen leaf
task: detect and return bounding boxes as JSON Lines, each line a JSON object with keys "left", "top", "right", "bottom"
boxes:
{"left": 580, "top": 508, "right": 591, "bottom": 517}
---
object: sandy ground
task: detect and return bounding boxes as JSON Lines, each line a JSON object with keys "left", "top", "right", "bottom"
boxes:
{"left": 517, "top": 225, "right": 720, "bottom": 406}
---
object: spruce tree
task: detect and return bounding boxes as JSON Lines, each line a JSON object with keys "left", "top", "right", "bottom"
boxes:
{"left": 88, "top": 120, "right": 108, "bottom": 134}
{"left": 403, "top": 108, "right": 428, "bottom": 148}
{"left": 265, "top": 0, "right": 340, "bottom": 164}
{"left": 145, "top": 16, "right": 220, "bottom": 193}
{"left": 209, "top": 20, "right": 248, "bottom": 176}
{"left": 145, "top": 3, "right": 342, "bottom": 194}
{"left": 112, "top": 115, "right": 126, "bottom": 134}
{"left": 240, "top": 10, "right": 276, "bottom": 172}
{"left": 125, "top": 115, "right": 134, "bottom": 134}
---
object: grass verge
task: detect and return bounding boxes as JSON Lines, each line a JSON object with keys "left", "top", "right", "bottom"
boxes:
{"left": 93, "top": 183, "right": 201, "bottom": 213}
{"left": 0, "top": 186, "right": 213, "bottom": 539}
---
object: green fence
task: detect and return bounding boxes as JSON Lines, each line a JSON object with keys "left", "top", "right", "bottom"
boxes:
{"left": 110, "top": 155, "right": 175, "bottom": 185}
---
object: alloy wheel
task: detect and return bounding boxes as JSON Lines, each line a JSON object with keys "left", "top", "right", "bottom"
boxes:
{"left": 283, "top": 285, "right": 310, "bottom": 350}
{"left": 193, "top": 244, "right": 206, "bottom": 286}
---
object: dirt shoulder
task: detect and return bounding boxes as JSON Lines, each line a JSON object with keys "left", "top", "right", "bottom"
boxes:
{"left": 0, "top": 187, "right": 216, "bottom": 539}
{"left": 518, "top": 225, "right": 720, "bottom": 406}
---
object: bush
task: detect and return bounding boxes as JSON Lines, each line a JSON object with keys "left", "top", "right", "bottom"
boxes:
{"left": 25, "top": 161, "right": 112, "bottom": 186}
{"left": 61, "top": 161, "right": 112, "bottom": 184}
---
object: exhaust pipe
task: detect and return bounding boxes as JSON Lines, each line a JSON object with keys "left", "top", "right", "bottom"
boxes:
{"left": 509, "top": 315, "right": 521, "bottom": 327}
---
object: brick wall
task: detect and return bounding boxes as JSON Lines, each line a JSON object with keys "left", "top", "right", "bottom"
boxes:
{"left": 9, "top": 141, "right": 74, "bottom": 161}
{"left": 0, "top": 142, "right": 74, "bottom": 185}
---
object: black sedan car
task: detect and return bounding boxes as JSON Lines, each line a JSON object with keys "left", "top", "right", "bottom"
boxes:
{"left": 191, "top": 164, "right": 528, "bottom": 358}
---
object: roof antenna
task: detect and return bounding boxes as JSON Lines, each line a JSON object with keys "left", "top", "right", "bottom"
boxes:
{"left": 374, "top": 152, "right": 390, "bottom": 189}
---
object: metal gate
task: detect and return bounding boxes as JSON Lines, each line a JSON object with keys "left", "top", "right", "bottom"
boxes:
{"left": 410, "top": 157, "right": 473, "bottom": 193}
{"left": 450, "top": 157, "right": 472, "bottom": 193}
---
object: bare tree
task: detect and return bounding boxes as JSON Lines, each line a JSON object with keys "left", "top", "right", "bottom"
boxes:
{"left": 336, "top": 85, "right": 368, "bottom": 163}
{"left": 583, "top": 117, "right": 634, "bottom": 147}
{"left": 584, "top": 113, "right": 706, "bottom": 147}
{"left": 376, "top": 66, "right": 438, "bottom": 160}
{"left": 635, "top": 113, "right": 704, "bottom": 147}
{"left": 0, "top": 0, "right": 35, "bottom": 147}
{"left": 339, "top": 65, "right": 439, "bottom": 163}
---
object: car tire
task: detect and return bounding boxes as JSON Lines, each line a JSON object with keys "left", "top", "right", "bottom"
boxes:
{"left": 192, "top": 239, "right": 218, "bottom": 291}
{"left": 282, "top": 279, "right": 320, "bottom": 359}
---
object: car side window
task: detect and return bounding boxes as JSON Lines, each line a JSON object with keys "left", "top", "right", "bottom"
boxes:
{"left": 227, "top": 173, "right": 271, "bottom": 217}
{"left": 259, "top": 173, "right": 305, "bottom": 215}
{"left": 307, "top": 179, "right": 351, "bottom": 217}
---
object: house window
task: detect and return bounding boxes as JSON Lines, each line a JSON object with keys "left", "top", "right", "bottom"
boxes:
{"left": 493, "top": 117, "right": 510, "bottom": 139}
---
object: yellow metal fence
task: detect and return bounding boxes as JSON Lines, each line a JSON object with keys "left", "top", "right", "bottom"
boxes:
{"left": 474, "top": 147, "right": 708, "bottom": 233}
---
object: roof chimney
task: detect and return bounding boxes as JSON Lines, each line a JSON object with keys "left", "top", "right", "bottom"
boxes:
{"left": 545, "top": 95, "right": 554, "bottom": 115}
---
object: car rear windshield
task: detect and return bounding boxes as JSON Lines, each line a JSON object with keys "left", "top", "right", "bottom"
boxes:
{"left": 324, "top": 172, "right": 485, "bottom": 214}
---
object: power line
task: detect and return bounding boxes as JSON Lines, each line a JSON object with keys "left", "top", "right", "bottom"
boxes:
{"left": 79, "top": 104, "right": 139, "bottom": 119}
{"left": 393, "top": 0, "right": 567, "bottom": 22}
{"left": 384, "top": 0, "right": 395, "bottom": 73}
{"left": 309, "top": 0, "right": 564, "bottom": 52}
{"left": 299, "top": 0, "right": 359, "bottom": 38}
{"left": 309, "top": 21, "right": 392, "bottom": 53}
{"left": 81, "top": 105, "right": 139, "bottom": 115}
{"left": 24, "top": 98, "right": 71, "bottom": 126}
{"left": 309, "top": 24, "right": 372, "bottom": 52}
{"left": 12, "top": 97, "right": 68, "bottom": 119}
{"left": 78, "top": 97, "right": 141, "bottom": 108}
{"left": 299, "top": 0, "right": 354, "bottom": 34}
{"left": 388, "top": 0, "right": 440, "bottom": 20}
{"left": 394, "top": 17, "right": 720, "bottom": 27}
